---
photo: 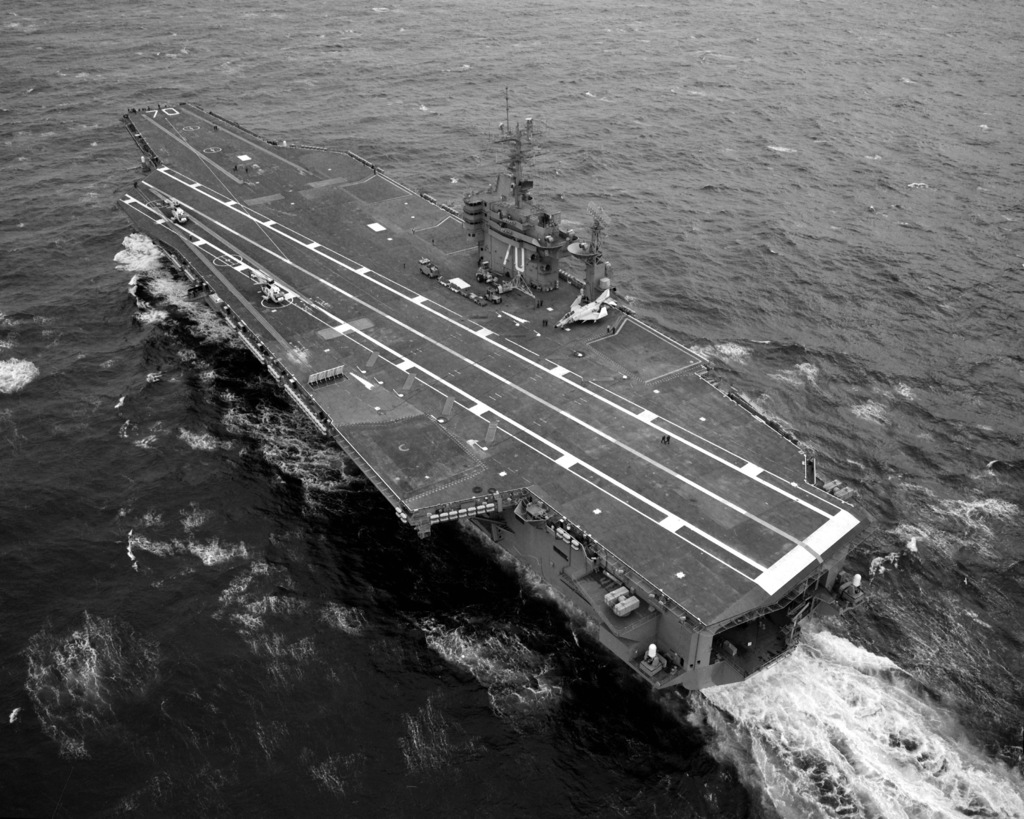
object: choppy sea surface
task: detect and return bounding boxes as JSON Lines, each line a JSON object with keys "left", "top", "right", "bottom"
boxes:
{"left": 3, "top": 0, "right": 1024, "bottom": 816}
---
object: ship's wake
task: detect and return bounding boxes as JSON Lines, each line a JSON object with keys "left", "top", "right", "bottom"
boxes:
{"left": 691, "top": 628, "right": 1024, "bottom": 818}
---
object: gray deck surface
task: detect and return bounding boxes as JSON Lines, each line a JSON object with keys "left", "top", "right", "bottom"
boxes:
{"left": 120, "top": 104, "right": 866, "bottom": 623}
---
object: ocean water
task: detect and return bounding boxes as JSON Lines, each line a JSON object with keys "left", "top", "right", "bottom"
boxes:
{"left": 3, "top": 0, "right": 1024, "bottom": 816}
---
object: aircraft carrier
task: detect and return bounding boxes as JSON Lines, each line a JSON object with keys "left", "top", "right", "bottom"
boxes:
{"left": 117, "top": 103, "right": 869, "bottom": 690}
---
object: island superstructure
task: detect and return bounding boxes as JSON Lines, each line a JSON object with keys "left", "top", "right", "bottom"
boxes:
{"left": 117, "top": 103, "right": 869, "bottom": 690}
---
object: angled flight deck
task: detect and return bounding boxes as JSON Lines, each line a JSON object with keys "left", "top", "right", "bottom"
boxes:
{"left": 119, "top": 104, "right": 869, "bottom": 690}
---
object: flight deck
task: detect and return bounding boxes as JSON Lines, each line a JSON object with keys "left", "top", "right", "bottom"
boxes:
{"left": 118, "top": 103, "right": 868, "bottom": 689}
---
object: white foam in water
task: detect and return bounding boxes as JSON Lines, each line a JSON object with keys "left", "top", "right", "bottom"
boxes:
{"left": 214, "top": 561, "right": 308, "bottom": 638}
{"left": 0, "top": 358, "right": 39, "bottom": 393}
{"left": 223, "top": 404, "right": 351, "bottom": 507}
{"left": 894, "top": 381, "right": 916, "bottom": 401}
{"left": 399, "top": 698, "right": 477, "bottom": 775}
{"left": 25, "top": 612, "right": 159, "bottom": 758}
{"left": 869, "top": 550, "right": 905, "bottom": 577}
{"left": 177, "top": 427, "right": 231, "bottom": 451}
{"left": 139, "top": 510, "right": 163, "bottom": 528}
{"left": 128, "top": 530, "right": 248, "bottom": 566}
{"left": 245, "top": 633, "right": 317, "bottom": 689}
{"left": 421, "top": 619, "right": 562, "bottom": 723}
{"left": 308, "top": 751, "right": 365, "bottom": 795}
{"left": 691, "top": 342, "right": 752, "bottom": 364}
{"left": 133, "top": 307, "right": 170, "bottom": 325}
{"left": 892, "top": 492, "right": 1020, "bottom": 560}
{"left": 932, "top": 497, "right": 1019, "bottom": 539}
{"left": 113, "top": 233, "right": 165, "bottom": 273}
{"left": 254, "top": 719, "right": 289, "bottom": 761}
{"left": 770, "top": 362, "right": 820, "bottom": 387}
{"left": 694, "top": 628, "right": 1024, "bottom": 818}
{"left": 126, "top": 529, "right": 138, "bottom": 572}
{"left": 189, "top": 538, "right": 249, "bottom": 566}
{"left": 851, "top": 399, "right": 887, "bottom": 424}
{"left": 119, "top": 239, "right": 240, "bottom": 346}
{"left": 319, "top": 602, "right": 365, "bottom": 635}
{"left": 179, "top": 503, "right": 210, "bottom": 533}
{"left": 132, "top": 433, "right": 160, "bottom": 449}
{"left": 142, "top": 272, "right": 241, "bottom": 346}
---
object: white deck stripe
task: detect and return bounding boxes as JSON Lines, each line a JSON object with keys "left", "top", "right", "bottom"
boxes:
{"left": 803, "top": 508, "right": 860, "bottom": 555}
{"left": 659, "top": 514, "right": 685, "bottom": 532}
{"left": 637, "top": 409, "right": 658, "bottom": 423}
{"left": 396, "top": 360, "right": 415, "bottom": 372}
{"left": 549, "top": 365, "right": 569, "bottom": 377}
{"left": 755, "top": 510, "right": 860, "bottom": 595}
{"left": 555, "top": 454, "right": 578, "bottom": 469}
{"left": 468, "top": 403, "right": 489, "bottom": 416}
{"left": 354, "top": 266, "right": 371, "bottom": 274}
{"left": 740, "top": 462, "right": 763, "bottom": 478}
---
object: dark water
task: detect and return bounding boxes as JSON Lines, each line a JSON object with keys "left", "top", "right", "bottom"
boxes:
{"left": 3, "top": 0, "right": 1023, "bottom": 816}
